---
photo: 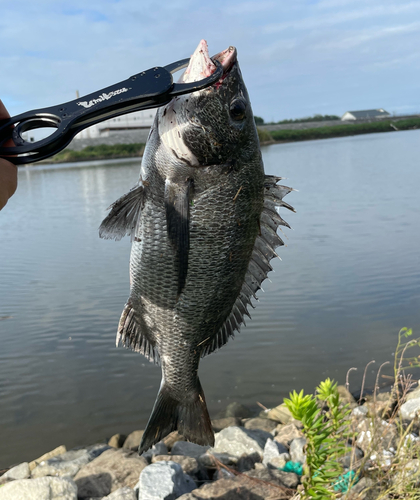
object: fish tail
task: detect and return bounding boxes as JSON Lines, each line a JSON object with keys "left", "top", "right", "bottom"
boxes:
{"left": 139, "top": 378, "right": 214, "bottom": 454}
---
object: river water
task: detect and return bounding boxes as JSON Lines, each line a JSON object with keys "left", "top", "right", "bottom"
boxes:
{"left": 1, "top": 130, "right": 419, "bottom": 467}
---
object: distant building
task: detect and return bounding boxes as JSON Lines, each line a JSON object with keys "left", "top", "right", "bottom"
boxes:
{"left": 341, "top": 109, "right": 390, "bottom": 121}
{"left": 75, "top": 109, "right": 156, "bottom": 139}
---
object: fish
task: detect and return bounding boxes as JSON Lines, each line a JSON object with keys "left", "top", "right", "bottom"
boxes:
{"left": 99, "top": 40, "right": 294, "bottom": 454}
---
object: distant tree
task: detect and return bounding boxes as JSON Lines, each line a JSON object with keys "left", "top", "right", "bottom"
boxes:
{"left": 254, "top": 116, "right": 264, "bottom": 125}
{"left": 277, "top": 114, "right": 340, "bottom": 124}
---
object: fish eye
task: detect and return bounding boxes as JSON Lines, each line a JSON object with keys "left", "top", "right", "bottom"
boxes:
{"left": 229, "top": 99, "right": 247, "bottom": 121}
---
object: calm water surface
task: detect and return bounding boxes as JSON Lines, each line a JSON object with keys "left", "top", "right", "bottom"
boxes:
{"left": 1, "top": 131, "right": 420, "bottom": 467}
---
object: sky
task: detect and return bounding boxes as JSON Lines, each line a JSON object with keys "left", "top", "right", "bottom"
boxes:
{"left": 1, "top": 0, "right": 419, "bottom": 122}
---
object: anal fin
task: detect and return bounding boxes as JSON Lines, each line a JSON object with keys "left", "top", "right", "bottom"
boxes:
{"left": 117, "top": 301, "right": 159, "bottom": 364}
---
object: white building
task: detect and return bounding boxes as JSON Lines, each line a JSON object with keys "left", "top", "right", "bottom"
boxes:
{"left": 75, "top": 108, "right": 156, "bottom": 139}
{"left": 341, "top": 109, "right": 390, "bottom": 121}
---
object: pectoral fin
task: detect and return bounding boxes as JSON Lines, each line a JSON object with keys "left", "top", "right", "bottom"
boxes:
{"left": 164, "top": 178, "right": 192, "bottom": 296}
{"left": 99, "top": 184, "right": 144, "bottom": 240}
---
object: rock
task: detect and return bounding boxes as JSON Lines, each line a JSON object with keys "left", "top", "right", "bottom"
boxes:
{"left": 289, "top": 437, "right": 306, "bottom": 464}
{"left": 103, "top": 487, "right": 137, "bottom": 500}
{"left": 177, "top": 474, "right": 296, "bottom": 499}
{"left": 365, "top": 400, "right": 393, "bottom": 418}
{"left": 244, "top": 467, "right": 299, "bottom": 489}
{"left": 400, "top": 398, "right": 420, "bottom": 420}
{"left": 108, "top": 434, "right": 127, "bottom": 448}
{"left": 214, "top": 468, "right": 235, "bottom": 480}
{"left": 351, "top": 405, "right": 368, "bottom": 419}
{"left": 338, "top": 447, "right": 364, "bottom": 469}
{"left": 274, "top": 423, "right": 303, "bottom": 446}
{"left": 391, "top": 459, "right": 420, "bottom": 490}
{"left": 136, "top": 461, "right": 196, "bottom": 500}
{"left": 28, "top": 445, "right": 67, "bottom": 471}
{"left": 243, "top": 417, "right": 278, "bottom": 433}
{"left": 211, "top": 418, "right": 241, "bottom": 432}
{"left": 217, "top": 402, "right": 253, "bottom": 419}
{"left": 171, "top": 441, "right": 210, "bottom": 459}
{"left": 262, "top": 438, "right": 288, "bottom": 466}
{"left": 406, "top": 382, "right": 420, "bottom": 401}
{"left": 142, "top": 442, "right": 169, "bottom": 462}
{"left": 369, "top": 449, "right": 394, "bottom": 470}
{"left": 198, "top": 452, "right": 237, "bottom": 468}
{"left": 162, "top": 431, "right": 185, "bottom": 450}
{"left": 152, "top": 455, "right": 205, "bottom": 479}
{"left": 236, "top": 452, "right": 261, "bottom": 472}
{"left": 0, "top": 476, "right": 77, "bottom": 500}
{"left": 74, "top": 448, "right": 147, "bottom": 498}
{"left": 337, "top": 385, "right": 356, "bottom": 405}
{"left": 267, "top": 454, "right": 290, "bottom": 469}
{"left": 356, "top": 418, "right": 397, "bottom": 454}
{"left": 122, "top": 430, "right": 144, "bottom": 450}
{"left": 31, "top": 444, "right": 110, "bottom": 479}
{"left": 211, "top": 427, "right": 271, "bottom": 458}
{"left": 344, "top": 477, "right": 377, "bottom": 500}
{"left": 267, "top": 403, "right": 293, "bottom": 424}
{"left": 0, "top": 463, "right": 30, "bottom": 484}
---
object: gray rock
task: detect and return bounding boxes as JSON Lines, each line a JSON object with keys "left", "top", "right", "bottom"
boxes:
{"left": 170, "top": 441, "right": 210, "bottom": 459}
{"left": 142, "top": 442, "right": 169, "bottom": 462}
{"left": 262, "top": 438, "right": 288, "bottom": 465}
{"left": 122, "top": 430, "right": 144, "bottom": 450}
{"left": 217, "top": 402, "right": 253, "bottom": 419}
{"left": 177, "top": 474, "right": 295, "bottom": 499}
{"left": 356, "top": 418, "right": 397, "bottom": 454}
{"left": 214, "top": 468, "right": 235, "bottom": 480}
{"left": 161, "top": 432, "right": 185, "bottom": 450}
{"left": 198, "top": 452, "right": 237, "bottom": 468}
{"left": 338, "top": 447, "right": 364, "bottom": 469}
{"left": 236, "top": 452, "right": 261, "bottom": 472}
{"left": 244, "top": 467, "right": 299, "bottom": 489}
{"left": 103, "top": 487, "right": 137, "bottom": 499}
{"left": 0, "top": 463, "right": 30, "bottom": 484}
{"left": 243, "top": 417, "right": 278, "bottom": 433}
{"left": 152, "top": 455, "right": 205, "bottom": 479}
{"left": 28, "top": 446, "right": 67, "bottom": 471}
{"left": 0, "top": 475, "right": 77, "bottom": 500}
{"left": 406, "top": 383, "right": 420, "bottom": 401}
{"left": 400, "top": 398, "right": 420, "bottom": 420}
{"left": 274, "top": 423, "right": 303, "bottom": 446}
{"left": 136, "top": 461, "right": 196, "bottom": 500}
{"left": 267, "top": 404, "right": 293, "bottom": 424}
{"left": 267, "top": 453, "right": 290, "bottom": 469}
{"left": 289, "top": 437, "right": 306, "bottom": 464}
{"left": 211, "top": 426, "right": 271, "bottom": 458}
{"left": 337, "top": 385, "right": 356, "bottom": 405}
{"left": 211, "top": 418, "right": 241, "bottom": 432}
{"left": 74, "top": 448, "right": 147, "bottom": 498}
{"left": 108, "top": 434, "right": 127, "bottom": 449}
{"left": 391, "top": 459, "right": 420, "bottom": 490}
{"left": 31, "top": 445, "right": 111, "bottom": 479}
{"left": 351, "top": 406, "right": 368, "bottom": 418}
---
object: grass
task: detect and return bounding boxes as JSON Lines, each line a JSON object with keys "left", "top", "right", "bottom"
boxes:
{"left": 265, "top": 117, "right": 420, "bottom": 143}
{"left": 45, "top": 143, "right": 145, "bottom": 163}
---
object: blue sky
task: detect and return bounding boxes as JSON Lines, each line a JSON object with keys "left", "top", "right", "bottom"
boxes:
{"left": 1, "top": 0, "right": 419, "bottom": 122}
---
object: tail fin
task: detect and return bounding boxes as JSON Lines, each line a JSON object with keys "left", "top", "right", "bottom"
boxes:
{"left": 139, "top": 378, "right": 214, "bottom": 454}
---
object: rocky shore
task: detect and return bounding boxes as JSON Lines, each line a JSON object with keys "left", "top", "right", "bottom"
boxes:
{"left": 1, "top": 385, "right": 420, "bottom": 500}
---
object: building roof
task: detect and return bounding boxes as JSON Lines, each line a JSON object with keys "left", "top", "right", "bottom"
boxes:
{"left": 342, "top": 109, "right": 390, "bottom": 119}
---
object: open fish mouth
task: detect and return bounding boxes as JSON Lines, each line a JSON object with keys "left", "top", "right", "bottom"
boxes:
{"left": 181, "top": 40, "right": 237, "bottom": 84}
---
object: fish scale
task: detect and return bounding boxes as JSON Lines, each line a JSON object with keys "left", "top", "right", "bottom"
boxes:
{"left": 99, "top": 40, "right": 294, "bottom": 453}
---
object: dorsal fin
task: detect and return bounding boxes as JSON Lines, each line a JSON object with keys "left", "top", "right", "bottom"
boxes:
{"left": 201, "top": 175, "right": 294, "bottom": 358}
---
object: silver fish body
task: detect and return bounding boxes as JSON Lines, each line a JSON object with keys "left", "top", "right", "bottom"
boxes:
{"left": 100, "top": 41, "right": 294, "bottom": 453}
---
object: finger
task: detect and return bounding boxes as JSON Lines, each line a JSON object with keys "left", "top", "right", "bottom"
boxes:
{"left": 0, "top": 99, "right": 15, "bottom": 149}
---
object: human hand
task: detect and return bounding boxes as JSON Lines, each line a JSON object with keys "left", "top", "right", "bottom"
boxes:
{"left": 0, "top": 100, "right": 17, "bottom": 210}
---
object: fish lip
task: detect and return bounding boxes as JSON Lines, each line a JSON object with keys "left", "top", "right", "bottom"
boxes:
{"left": 182, "top": 40, "right": 237, "bottom": 86}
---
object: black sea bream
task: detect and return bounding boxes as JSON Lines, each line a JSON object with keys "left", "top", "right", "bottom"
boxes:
{"left": 99, "top": 40, "right": 294, "bottom": 453}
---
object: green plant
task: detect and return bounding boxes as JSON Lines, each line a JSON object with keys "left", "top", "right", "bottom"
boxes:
{"left": 284, "top": 379, "right": 351, "bottom": 499}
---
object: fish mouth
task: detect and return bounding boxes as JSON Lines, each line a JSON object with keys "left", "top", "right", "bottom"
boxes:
{"left": 182, "top": 40, "right": 237, "bottom": 85}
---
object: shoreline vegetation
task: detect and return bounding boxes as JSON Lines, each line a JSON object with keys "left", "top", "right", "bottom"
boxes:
{"left": 36, "top": 116, "right": 420, "bottom": 165}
